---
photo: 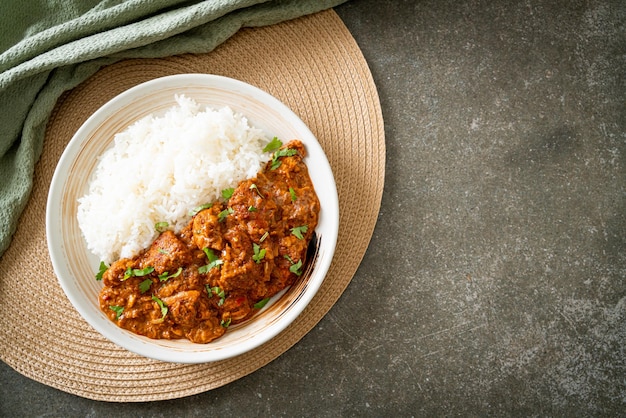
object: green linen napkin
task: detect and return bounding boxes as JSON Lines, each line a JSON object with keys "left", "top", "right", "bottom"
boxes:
{"left": 0, "top": 0, "right": 347, "bottom": 257}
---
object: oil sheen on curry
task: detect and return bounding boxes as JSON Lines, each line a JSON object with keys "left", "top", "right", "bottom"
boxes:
{"left": 99, "top": 140, "right": 320, "bottom": 343}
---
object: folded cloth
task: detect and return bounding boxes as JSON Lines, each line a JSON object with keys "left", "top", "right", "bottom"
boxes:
{"left": 0, "top": 0, "right": 347, "bottom": 257}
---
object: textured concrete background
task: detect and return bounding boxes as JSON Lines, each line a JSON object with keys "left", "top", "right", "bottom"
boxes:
{"left": 1, "top": 0, "right": 624, "bottom": 416}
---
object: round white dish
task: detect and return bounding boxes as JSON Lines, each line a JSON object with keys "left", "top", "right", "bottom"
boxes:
{"left": 46, "top": 74, "right": 339, "bottom": 364}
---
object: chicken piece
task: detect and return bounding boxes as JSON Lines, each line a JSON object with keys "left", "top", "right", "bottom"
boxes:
{"left": 192, "top": 203, "right": 225, "bottom": 251}
{"left": 217, "top": 225, "right": 267, "bottom": 292}
{"left": 101, "top": 258, "right": 135, "bottom": 286}
{"left": 184, "top": 317, "right": 225, "bottom": 344}
{"left": 161, "top": 290, "right": 202, "bottom": 328}
{"left": 221, "top": 291, "right": 254, "bottom": 323}
{"left": 227, "top": 176, "right": 279, "bottom": 243}
{"left": 264, "top": 140, "right": 320, "bottom": 232}
{"left": 161, "top": 289, "right": 226, "bottom": 343}
{"left": 157, "top": 266, "right": 204, "bottom": 298}
{"left": 141, "top": 230, "right": 192, "bottom": 275}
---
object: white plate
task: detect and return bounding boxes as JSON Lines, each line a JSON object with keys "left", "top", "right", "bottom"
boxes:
{"left": 46, "top": 74, "right": 339, "bottom": 363}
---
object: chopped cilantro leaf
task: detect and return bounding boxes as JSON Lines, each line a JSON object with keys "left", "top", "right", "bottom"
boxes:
{"left": 198, "top": 264, "right": 210, "bottom": 274}
{"left": 188, "top": 203, "right": 212, "bottom": 217}
{"left": 122, "top": 266, "right": 154, "bottom": 281}
{"left": 199, "top": 248, "right": 223, "bottom": 273}
{"left": 151, "top": 296, "right": 168, "bottom": 321}
{"left": 109, "top": 305, "right": 124, "bottom": 320}
{"left": 133, "top": 266, "right": 154, "bottom": 276}
{"left": 203, "top": 247, "right": 219, "bottom": 263}
{"left": 139, "top": 279, "right": 153, "bottom": 293}
{"left": 208, "top": 286, "right": 226, "bottom": 306}
{"left": 284, "top": 255, "right": 303, "bottom": 276}
{"left": 252, "top": 243, "right": 266, "bottom": 263}
{"left": 289, "top": 187, "right": 297, "bottom": 202}
{"left": 254, "top": 298, "right": 270, "bottom": 309}
{"left": 289, "top": 259, "right": 304, "bottom": 276}
{"left": 263, "top": 137, "right": 282, "bottom": 153}
{"left": 270, "top": 148, "right": 298, "bottom": 170}
{"left": 249, "top": 183, "right": 263, "bottom": 198}
{"left": 222, "top": 188, "right": 234, "bottom": 200}
{"left": 154, "top": 222, "right": 168, "bottom": 232}
{"left": 96, "top": 261, "right": 109, "bottom": 281}
{"left": 290, "top": 225, "right": 308, "bottom": 240}
{"left": 218, "top": 207, "right": 234, "bottom": 222}
{"left": 158, "top": 267, "right": 182, "bottom": 282}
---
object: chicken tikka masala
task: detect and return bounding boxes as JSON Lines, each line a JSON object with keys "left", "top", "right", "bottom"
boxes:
{"left": 98, "top": 139, "right": 320, "bottom": 343}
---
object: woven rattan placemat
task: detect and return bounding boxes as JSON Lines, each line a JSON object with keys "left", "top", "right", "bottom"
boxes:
{"left": 0, "top": 9, "right": 384, "bottom": 402}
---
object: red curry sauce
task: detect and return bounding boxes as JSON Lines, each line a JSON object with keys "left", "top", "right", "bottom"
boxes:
{"left": 99, "top": 140, "right": 320, "bottom": 343}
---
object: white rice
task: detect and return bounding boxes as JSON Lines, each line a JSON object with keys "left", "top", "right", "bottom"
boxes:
{"left": 77, "top": 95, "right": 270, "bottom": 264}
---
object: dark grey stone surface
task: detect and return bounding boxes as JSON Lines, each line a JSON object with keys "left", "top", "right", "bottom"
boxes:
{"left": 2, "top": 0, "right": 624, "bottom": 416}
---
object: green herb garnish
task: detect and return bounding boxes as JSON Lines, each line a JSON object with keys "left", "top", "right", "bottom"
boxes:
{"left": 270, "top": 148, "right": 298, "bottom": 170}
{"left": 135, "top": 267, "right": 155, "bottom": 276}
{"left": 158, "top": 267, "right": 182, "bottom": 282}
{"left": 122, "top": 266, "right": 154, "bottom": 281}
{"left": 263, "top": 137, "right": 282, "bottom": 153}
{"left": 188, "top": 203, "right": 213, "bottom": 216}
{"left": 199, "top": 248, "right": 223, "bottom": 273}
{"left": 252, "top": 243, "right": 266, "bottom": 263}
{"left": 254, "top": 298, "right": 270, "bottom": 309}
{"left": 289, "top": 187, "right": 297, "bottom": 202}
{"left": 290, "top": 225, "right": 308, "bottom": 240}
{"left": 96, "top": 261, "right": 109, "bottom": 281}
{"left": 139, "top": 279, "right": 153, "bottom": 293}
{"left": 154, "top": 222, "right": 168, "bottom": 233}
{"left": 284, "top": 255, "right": 303, "bottom": 276}
{"left": 248, "top": 206, "right": 257, "bottom": 212}
{"left": 221, "top": 188, "right": 234, "bottom": 200}
{"left": 151, "top": 296, "right": 168, "bottom": 322}
{"left": 207, "top": 285, "right": 226, "bottom": 306}
{"left": 220, "top": 318, "right": 232, "bottom": 328}
{"left": 249, "top": 183, "right": 263, "bottom": 198}
{"left": 218, "top": 207, "right": 234, "bottom": 222}
{"left": 109, "top": 305, "right": 124, "bottom": 320}
{"left": 289, "top": 259, "right": 304, "bottom": 276}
